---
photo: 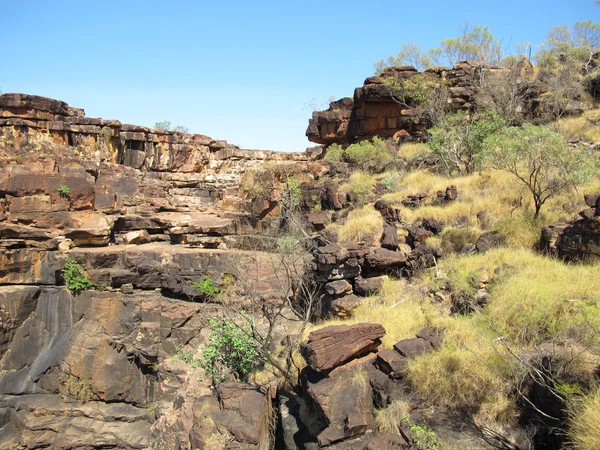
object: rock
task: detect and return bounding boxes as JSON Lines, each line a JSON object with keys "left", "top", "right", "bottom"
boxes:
{"left": 64, "top": 212, "right": 114, "bottom": 246}
{"left": 213, "top": 382, "right": 270, "bottom": 446}
{"left": 415, "top": 326, "right": 444, "bottom": 349}
{"left": 329, "top": 294, "right": 363, "bottom": 319}
{"left": 354, "top": 275, "right": 388, "bottom": 296}
{"left": 123, "top": 229, "right": 150, "bottom": 245}
{"left": 325, "top": 279, "right": 352, "bottom": 296}
{"left": 307, "top": 211, "right": 331, "bottom": 231}
{"left": 373, "top": 200, "right": 401, "bottom": 222}
{"left": 364, "top": 247, "right": 407, "bottom": 270}
{"left": 381, "top": 223, "right": 398, "bottom": 250}
{"left": 301, "top": 323, "right": 386, "bottom": 372}
{"left": 375, "top": 349, "right": 407, "bottom": 379}
{"left": 584, "top": 193, "right": 600, "bottom": 208}
{"left": 393, "top": 337, "right": 433, "bottom": 358}
{"left": 305, "top": 359, "right": 374, "bottom": 446}
{"left": 121, "top": 283, "right": 134, "bottom": 294}
{"left": 475, "top": 231, "right": 505, "bottom": 253}
{"left": 57, "top": 238, "right": 73, "bottom": 252}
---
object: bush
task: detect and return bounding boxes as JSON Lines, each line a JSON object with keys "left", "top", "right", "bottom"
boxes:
{"left": 281, "top": 177, "right": 302, "bottom": 211}
{"left": 381, "top": 171, "right": 403, "bottom": 193}
{"left": 61, "top": 258, "right": 96, "bottom": 294}
{"left": 344, "top": 137, "right": 393, "bottom": 173}
{"left": 324, "top": 143, "right": 345, "bottom": 163}
{"left": 191, "top": 276, "right": 221, "bottom": 300}
{"left": 198, "top": 317, "right": 261, "bottom": 384}
{"left": 58, "top": 185, "right": 70, "bottom": 198}
{"left": 428, "top": 111, "right": 506, "bottom": 175}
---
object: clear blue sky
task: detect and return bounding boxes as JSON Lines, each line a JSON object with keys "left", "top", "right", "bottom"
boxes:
{"left": 1, "top": 1, "right": 598, "bottom": 152}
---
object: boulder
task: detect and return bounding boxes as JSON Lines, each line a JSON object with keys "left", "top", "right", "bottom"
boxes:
{"left": 301, "top": 323, "right": 385, "bottom": 372}
{"left": 393, "top": 337, "right": 433, "bottom": 358}
{"left": 364, "top": 247, "right": 407, "bottom": 270}
{"left": 123, "top": 229, "right": 150, "bottom": 245}
{"left": 329, "top": 294, "right": 363, "bottom": 319}
{"left": 307, "top": 211, "right": 331, "bottom": 231}
{"left": 354, "top": 275, "right": 388, "bottom": 296}
{"left": 375, "top": 349, "right": 407, "bottom": 379}
{"left": 325, "top": 279, "right": 352, "bottom": 296}
{"left": 306, "top": 359, "right": 374, "bottom": 446}
{"left": 380, "top": 223, "right": 398, "bottom": 250}
{"left": 373, "top": 199, "right": 401, "bottom": 222}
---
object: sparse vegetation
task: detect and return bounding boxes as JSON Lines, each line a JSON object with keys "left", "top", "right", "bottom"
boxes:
{"left": 61, "top": 374, "right": 95, "bottom": 402}
{"left": 340, "top": 171, "right": 374, "bottom": 206}
{"left": 154, "top": 121, "right": 189, "bottom": 133}
{"left": 191, "top": 276, "right": 222, "bottom": 301}
{"left": 198, "top": 316, "right": 262, "bottom": 384}
{"left": 61, "top": 258, "right": 97, "bottom": 294}
{"left": 58, "top": 185, "right": 70, "bottom": 198}
{"left": 568, "top": 386, "right": 600, "bottom": 450}
{"left": 337, "top": 206, "right": 382, "bottom": 243}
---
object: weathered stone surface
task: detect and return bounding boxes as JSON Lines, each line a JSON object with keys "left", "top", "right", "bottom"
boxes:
{"left": 393, "top": 337, "right": 433, "bottom": 358}
{"left": 301, "top": 323, "right": 385, "bottom": 372}
{"left": 375, "top": 349, "right": 407, "bottom": 379}
{"left": 364, "top": 247, "right": 407, "bottom": 270}
{"left": 306, "top": 359, "right": 374, "bottom": 446}
{"left": 329, "top": 294, "right": 363, "bottom": 319}
{"left": 381, "top": 223, "right": 398, "bottom": 250}
{"left": 354, "top": 275, "right": 388, "bottom": 296}
{"left": 123, "top": 229, "right": 150, "bottom": 245}
{"left": 0, "top": 249, "right": 61, "bottom": 284}
{"left": 325, "top": 279, "right": 352, "bottom": 296}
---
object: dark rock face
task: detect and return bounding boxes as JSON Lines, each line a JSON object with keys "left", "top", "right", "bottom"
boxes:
{"left": 544, "top": 193, "right": 600, "bottom": 261}
{"left": 301, "top": 323, "right": 385, "bottom": 372}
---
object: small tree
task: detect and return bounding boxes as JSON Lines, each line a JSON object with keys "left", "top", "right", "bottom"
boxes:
{"left": 432, "top": 23, "right": 504, "bottom": 66}
{"left": 427, "top": 111, "right": 506, "bottom": 174}
{"left": 483, "top": 124, "right": 596, "bottom": 218}
{"left": 375, "top": 42, "right": 434, "bottom": 72}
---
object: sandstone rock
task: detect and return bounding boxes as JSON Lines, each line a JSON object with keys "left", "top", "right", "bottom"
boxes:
{"left": 307, "top": 211, "right": 331, "bottom": 231}
{"left": 123, "top": 229, "right": 150, "bottom": 245}
{"left": 329, "top": 294, "right": 363, "bottom": 319}
{"left": 393, "top": 337, "right": 433, "bottom": 358}
{"left": 57, "top": 238, "right": 73, "bottom": 252}
{"left": 415, "top": 326, "right": 444, "bottom": 349}
{"left": 325, "top": 279, "right": 352, "bottom": 296}
{"left": 364, "top": 247, "right": 407, "bottom": 270}
{"left": 373, "top": 199, "right": 401, "bottom": 222}
{"left": 354, "top": 275, "right": 388, "bottom": 296}
{"left": 381, "top": 223, "right": 398, "bottom": 250}
{"left": 375, "top": 349, "right": 407, "bottom": 379}
{"left": 305, "top": 360, "right": 374, "bottom": 446}
{"left": 301, "top": 323, "right": 385, "bottom": 372}
{"left": 64, "top": 212, "right": 114, "bottom": 246}
{"left": 475, "top": 231, "right": 505, "bottom": 253}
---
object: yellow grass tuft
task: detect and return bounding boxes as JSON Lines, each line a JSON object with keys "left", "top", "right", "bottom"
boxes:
{"left": 568, "top": 386, "right": 600, "bottom": 450}
{"left": 375, "top": 398, "right": 412, "bottom": 435}
{"left": 555, "top": 108, "right": 600, "bottom": 142}
{"left": 337, "top": 206, "right": 383, "bottom": 243}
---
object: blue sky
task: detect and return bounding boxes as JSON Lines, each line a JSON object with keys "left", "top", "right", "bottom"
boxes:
{"left": 1, "top": 1, "right": 598, "bottom": 152}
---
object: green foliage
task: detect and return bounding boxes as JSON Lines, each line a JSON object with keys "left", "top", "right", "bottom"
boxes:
{"left": 61, "top": 258, "right": 97, "bottom": 294}
{"left": 381, "top": 171, "right": 403, "bottom": 193}
{"left": 281, "top": 177, "right": 303, "bottom": 211}
{"left": 433, "top": 24, "right": 503, "bottom": 66}
{"left": 428, "top": 111, "right": 506, "bottom": 174}
{"left": 483, "top": 124, "right": 597, "bottom": 217}
{"left": 403, "top": 419, "right": 441, "bottom": 450}
{"left": 344, "top": 137, "right": 393, "bottom": 173}
{"left": 198, "top": 317, "right": 261, "bottom": 384}
{"left": 324, "top": 143, "right": 345, "bottom": 163}
{"left": 57, "top": 185, "right": 70, "bottom": 198}
{"left": 191, "top": 276, "right": 222, "bottom": 300}
{"left": 375, "top": 42, "right": 434, "bottom": 72}
{"left": 381, "top": 73, "right": 439, "bottom": 106}
{"left": 154, "top": 121, "right": 189, "bottom": 133}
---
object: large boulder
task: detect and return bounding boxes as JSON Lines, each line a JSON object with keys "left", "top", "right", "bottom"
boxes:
{"left": 301, "top": 323, "right": 385, "bottom": 372}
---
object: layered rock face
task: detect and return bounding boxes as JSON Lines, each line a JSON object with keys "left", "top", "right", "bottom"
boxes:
{"left": 0, "top": 94, "right": 311, "bottom": 449}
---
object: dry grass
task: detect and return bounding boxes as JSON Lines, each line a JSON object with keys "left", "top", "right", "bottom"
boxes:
{"left": 398, "top": 142, "right": 431, "bottom": 161}
{"left": 439, "top": 227, "right": 481, "bottom": 254}
{"left": 340, "top": 171, "right": 374, "bottom": 205}
{"left": 555, "top": 108, "right": 600, "bottom": 142}
{"left": 375, "top": 398, "right": 412, "bottom": 435}
{"left": 306, "top": 278, "right": 437, "bottom": 348}
{"left": 568, "top": 386, "right": 600, "bottom": 450}
{"left": 337, "top": 206, "right": 383, "bottom": 243}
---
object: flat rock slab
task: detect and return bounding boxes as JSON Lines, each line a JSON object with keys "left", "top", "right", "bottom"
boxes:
{"left": 375, "top": 349, "right": 407, "bottom": 379}
{"left": 301, "top": 323, "right": 385, "bottom": 372}
{"left": 393, "top": 337, "right": 433, "bottom": 358}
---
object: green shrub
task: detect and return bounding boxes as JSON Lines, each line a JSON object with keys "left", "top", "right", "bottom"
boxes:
{"left": 345, "top": 137, "right": 393, "bottom": 173}
{"left": 61, "top": 258, "right": 96, "bottom": 294}
{"left": 324, "top": 143, "right": 345, "bottom": 163}
{"left": 381, "top": 171, "right": 403, "bottom": 193}
{"left": 198, "top": 317, "right": 261, "bottom": 384}
{"left": 191, "top": 276, "right": 221, "bottom": 300}
{"left": 58, "top": 185, "right": 70, "bottom": 198}
{"left": 281, "top": 177, "right": 302, "bottom": 211}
